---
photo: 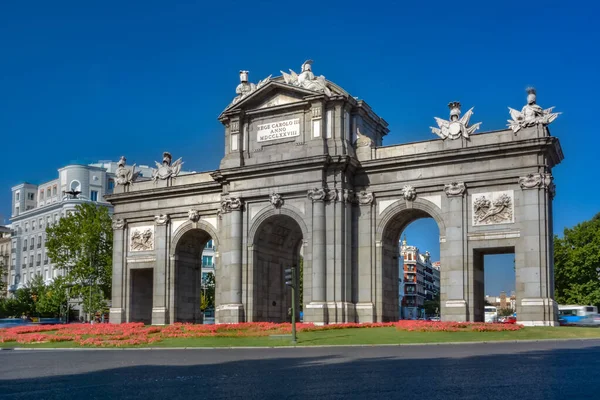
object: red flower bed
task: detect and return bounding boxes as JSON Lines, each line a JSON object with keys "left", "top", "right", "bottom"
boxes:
{"left": 0, "top": 320, "right": 522, "bottom": 347}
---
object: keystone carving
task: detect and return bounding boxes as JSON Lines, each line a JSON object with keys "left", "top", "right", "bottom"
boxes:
{"left": 270, "top": 193, "right": 283, "bottom": 208}
{"left": 444, "top": 182, "right": 466, "bottom": 197}
{"left": 188, "top": 209, "right": 200, "bottom": 222}
{"left": 402, "top": 185, "right": 417, "bottom": 201}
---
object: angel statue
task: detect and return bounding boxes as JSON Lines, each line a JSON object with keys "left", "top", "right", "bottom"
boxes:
{"left": 115, "top": 156, "right": 140, "bottom": 186}
{"left": 281, "top": 60, "right": 332, "bottom": 96}
{"left": 431, "top": 102, "right": 481, "bottom": 140}
{"left": 507, "top": 87, "right": 560, "bottom": 134}
{"left": 152, "top": 152, "right": 183, "bottom": 182}
{"left": 231, "top": 70, "right": 271, "bottom": 105}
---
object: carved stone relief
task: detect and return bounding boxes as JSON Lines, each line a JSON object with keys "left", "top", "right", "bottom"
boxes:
{"left": 307, "top": 188, "right": 327, "bottom": 202}
{"left": 270, "top": 193, "right": 283, "bottom": 208}
{"left": 129, "top": 226, "right": 154, "bottom": 252}
{"left": 357, "top": 190, "right": 374, "bottom": 206}
{"left": 221, "top": 197, "right": 242, "bottom": 213}
{"left": 472, "top": 191, "right": 514, "bottom": 226}
{"left": 402, "top": 185, "right": 417, "bottom": 201}
{"left": 188, "top": 209, "right": 200, "bottom": 222}
{"left": 154, "top": 214, "right": 170, "bottom": 225}
{"left": 112, "top": 218, "right": 125, "bottom": 230}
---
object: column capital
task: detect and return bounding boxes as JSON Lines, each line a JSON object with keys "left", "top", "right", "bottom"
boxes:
{"left": 356, "top": 190, "right": 374, "bottom": 206}
{"left": 307, "top": 187, "right": 327, "bottom": 202}
{"left": 154, "top": 214, "right": 170, "bottom": 226}
{"left": 221, "top": 196, "right": 243, "bottom": 213}
{"left": 444, "top": 181, "right": 466, "bottom": 197}
{"left": 112, "top": 218, "right": 126, "bottom": 230}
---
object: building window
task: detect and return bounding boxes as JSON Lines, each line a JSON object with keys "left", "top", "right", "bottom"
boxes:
{"left": 15, "top": 192, "right": 20, "bottom": 201}
{"left": 108, "top": 180, "right": 115, "bottom": 191}
{"left": 52, "top": 185, "right": 57, "bottom": 196}
{"left": 39, "top": 190, "right": 44, "bottom": 200}
{"left": 90, "top": 190, "right": 98, "bottom": 202}
{"left": 14, "top": 206, "right": 19, "bottom": 216}
{"left": 32, "top": 220, "right": 35, "bottom": 231}
{"left": 38, "top": 235, "right": 42, "bottom": 248}
{"left": 27, "top": 192, "right": 34, "bottom": 201}
{"left": 54, "top": 214, "right": 58, "bottom": 223}
{"left": 205, "top": 240, "right": 213, "bottom": 249}
{"left": 202, "top": 255, "right": 213, "bottom": 267}
{"left": 46, "top": 188, "right": 51, "bottom": 198}
{"left": 23, "top": 239, "right": 27, "bottom": 250}
{"left": 46, "top": 216, "right": 51, "bottom": 226}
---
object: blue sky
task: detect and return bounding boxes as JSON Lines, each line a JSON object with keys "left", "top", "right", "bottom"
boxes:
{"left": 1, "top": 1, "right": 598, "bottom": 295}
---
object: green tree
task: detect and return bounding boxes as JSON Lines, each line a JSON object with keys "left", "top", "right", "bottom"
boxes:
{"left": 424, "top": 293, "right": 440, "bottom": 317}
{"left": 45, "top": 203, "right": 113, "bottom": 318}
{"left": 200, "top": 272, "right": 215, "bottom": 311}
{"left": 0, "top": 260, "right": 7, "bottom": 296}
{"left": 498, "top": 308, "right": 515, "bottom": 317}
{"left": 554, "top": 212, "right": 600, "bottom": 307}
{"left": 36, "top": 276, "right": 69, "bottom": 317}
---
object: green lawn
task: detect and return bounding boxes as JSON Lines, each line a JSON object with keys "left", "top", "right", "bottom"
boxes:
{"left": 3, "top": 326, "right": 600, "bottom": 349}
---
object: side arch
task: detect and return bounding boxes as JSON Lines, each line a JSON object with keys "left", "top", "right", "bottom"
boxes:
{"left": 376, "top": 197, "right": 447, "bottom": 243}
{"left": 170, "top": 219, "right": 221, "bottom": 256}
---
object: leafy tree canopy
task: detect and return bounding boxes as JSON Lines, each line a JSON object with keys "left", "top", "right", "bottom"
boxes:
{"left": 45, "top": 203, "right": 113, "bottom": 314}
{"left": 554, "top": 212, "right": 600, "bottom": 307}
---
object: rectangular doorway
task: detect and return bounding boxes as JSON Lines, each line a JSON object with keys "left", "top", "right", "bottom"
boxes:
{"left": 473, "top": 247, "right": 515, "bottom": 322}
{"left": 130, "top": 268, "right": 153, "bottom": 324}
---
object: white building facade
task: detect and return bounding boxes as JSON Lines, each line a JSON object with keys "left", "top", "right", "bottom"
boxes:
{"left": 7, "top": 161, "right": 154, "bottom": 295}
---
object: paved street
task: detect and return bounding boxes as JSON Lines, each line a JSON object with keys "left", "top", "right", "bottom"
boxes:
{"left": 1, "top": 340, "right": 599, "bottom": 399}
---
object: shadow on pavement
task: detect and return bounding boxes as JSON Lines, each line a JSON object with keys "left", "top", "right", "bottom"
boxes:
{"left": 0, "top": 343, "right": 599, "bottom": 400}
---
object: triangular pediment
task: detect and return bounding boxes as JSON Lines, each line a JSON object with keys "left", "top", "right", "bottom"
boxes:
{"left": 220, "top": 80, "right": 333, "bottom": 119}
{"left": 255, "top": 92, "right": 305, "bottom": 109}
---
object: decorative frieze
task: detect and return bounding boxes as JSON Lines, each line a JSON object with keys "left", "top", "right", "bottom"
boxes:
{"left": 154, "top": 214, "right": 170, "bottom": 225}
{"left": 221, "top": 197, "right": 242, "bottom": 213}
{"left": 188, "top": 209, "right": 200, "bottom": 222}
{"left": 270, "top": 193, "right": 283, "bottom": 208}
{"left": 112, "top": 218, "right": 125, "bottom": 230}
{"left": 472, "top": 191, "right": 514, "bottom": 226}
{"left": 444, "top": 181, "right": 466, "bottom": 197}
{"left": 129, "top": 226, "right": 154, "bottom": 252}
{"left": 402, "top": 185, "right": 417, "bottom": 201}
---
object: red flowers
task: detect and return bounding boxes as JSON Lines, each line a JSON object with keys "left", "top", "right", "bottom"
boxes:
{"left": 0, "top": 320, "right": 522, "bottom": 347}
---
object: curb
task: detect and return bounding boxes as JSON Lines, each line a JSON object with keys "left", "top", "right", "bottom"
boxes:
{"left": 2, "top": 337, "right": 600, "bottom": 351}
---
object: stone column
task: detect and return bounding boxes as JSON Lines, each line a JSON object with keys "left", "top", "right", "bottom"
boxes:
{"left": 152, "top": 214, "right": 169, "bottom": 325}
{"left": 305, "top": 188, "right": 327, "bottom": 324}
{"left": 355, "top": 190, "right": 375, "bottom": 322}
{"left": 517, "top": 173, "right": 558, "bottom": 326}
{"left": 215, "top": 197, "right": 244, "bottom": 323}
{"left": 441, "top": 182, "right": 469, "bottom": 322}
{"left": 109, "top": 218, "right": 126, "bottom": 323}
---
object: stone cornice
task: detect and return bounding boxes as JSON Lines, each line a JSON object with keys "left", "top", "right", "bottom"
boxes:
{"left": 360, "top": 136, "right": 563, "bottom": 174}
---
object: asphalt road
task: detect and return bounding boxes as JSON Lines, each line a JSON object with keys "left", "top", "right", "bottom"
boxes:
{"left": 1, "top": 340, "right": 600, "bottom": 399}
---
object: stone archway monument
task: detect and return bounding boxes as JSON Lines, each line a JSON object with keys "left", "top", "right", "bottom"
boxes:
{"left": 107, "top": 63, "right": 563, "bottom": 326}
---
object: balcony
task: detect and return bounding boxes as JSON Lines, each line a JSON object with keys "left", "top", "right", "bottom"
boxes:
{"left": 36, "top": 261, "right": 41, "bottom": 267}
{"left": 44, "top": 259, "right": 48, "bottom": 265}
{"left": 37, "top": 244, "right": 41, "bottom": 249}
{"left": 29, "top": 245, "right": 34, "bottom": 250}
{"left": 28, "top": 263, "right": 33, "bottom": 268}
{"left": 22, "top": 247, "right": 27, "bottom": 252}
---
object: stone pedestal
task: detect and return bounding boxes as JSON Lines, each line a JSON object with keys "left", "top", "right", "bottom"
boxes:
{"left": 216, "top": 303, "right": 244, "bottom": 324}
{"left": 355, "top": 302, "right": 375, "bottom": 323}
{"left": 518, "top": 298, "right": 559, "bottom": 326}
{"left": 109, "top": 307, "right": 125, "bottom": 324}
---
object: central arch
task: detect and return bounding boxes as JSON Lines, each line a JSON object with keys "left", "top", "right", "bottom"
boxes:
{"left": 376, "top": 199, "right": 446, "bottom": 322}
{"left": 248, "top": 210, "right": 306, "bottom": 322}
{"left": 171, "top": 222, "right": 219, "bottom": 323}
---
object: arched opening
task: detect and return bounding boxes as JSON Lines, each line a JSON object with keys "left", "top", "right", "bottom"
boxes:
{"left": 380, "top": 207, "right": 442, "bottom": 322}
{"left": 251, "top": 215, "right": 303, "bottom": 322}
{"left": 173, "top": 228, "right": 214, "bottom": 323}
